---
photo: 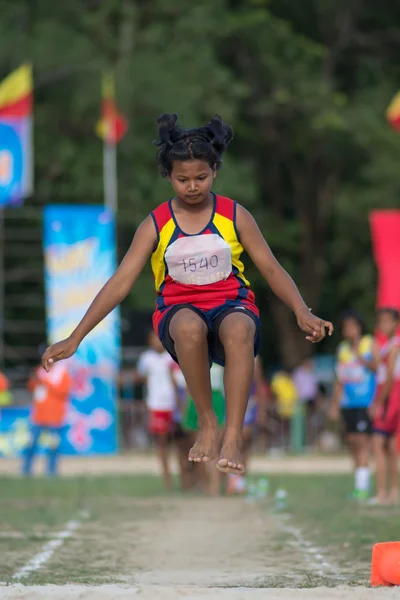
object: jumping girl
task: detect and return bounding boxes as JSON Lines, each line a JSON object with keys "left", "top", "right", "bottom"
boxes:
{"left": 42, "top": 113, "right": 333, "bottom": 475}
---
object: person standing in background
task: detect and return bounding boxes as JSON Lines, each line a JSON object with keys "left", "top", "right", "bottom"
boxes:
{"left": 169, "top": 361, "right": 192, "bottom": 490}
{"left": 22, "top": 361, "right": 72, "bottom": 477}
{"left": 136, "top": 330, "right": 179, "bottom": 490}
{"left": 369, "top": 308, "right": 400, "bottom": 505}
{"left": 329, "top": 310, "right": 376, "bottom": 501}
{"left": 270, "top": 369, "right": 298, "bottom": 450}
{"left": 293, "top": 358, "right": 318, "bottom": 446}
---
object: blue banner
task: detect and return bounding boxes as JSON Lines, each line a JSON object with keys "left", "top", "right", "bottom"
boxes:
{"left": 43, "top": 206, "right": 120, "bottom": 455}
{"left": 0, "top": 117, "right": 32, "bottom": 206}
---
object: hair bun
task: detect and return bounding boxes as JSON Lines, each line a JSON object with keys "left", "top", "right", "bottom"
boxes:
{"left": 206, "top": 115, "right": 234, "bottom": 147}
{"left": 153, "top": 113, "right": 181, "bottom": 147}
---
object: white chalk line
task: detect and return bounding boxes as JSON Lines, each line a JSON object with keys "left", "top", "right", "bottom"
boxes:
{"left": 279, "top": 514, "right": 345, "bottom": 580}
{"left": 12, "top": 510, "right": 89, "bottom": 581}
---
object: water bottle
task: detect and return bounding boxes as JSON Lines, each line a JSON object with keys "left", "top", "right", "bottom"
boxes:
{"left": 257, "top": 478, "right": 269, "bottom": 499}
{"left": 274, "top": 488, "right": 288, "bottom": 510}
{"left": 245, "top": 483, "right": 257, "bottom": 504}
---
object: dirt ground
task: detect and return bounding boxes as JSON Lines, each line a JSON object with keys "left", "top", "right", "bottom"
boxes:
{"left": 1, "top": 586, "right": 399, "bottom": 599}
{"left": 1, "top": 454, "right": 397, "bottom": 598}
{"left": 1, "top": 492, "right": 398, "bottom": 599}
{"left": 0, "top": 452, "right": 354, "bottom": 476}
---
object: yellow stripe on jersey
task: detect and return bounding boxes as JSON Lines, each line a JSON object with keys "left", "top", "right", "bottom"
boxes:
{"left": 213, "top": 212, "right": 250, "bottom": 286}
{"left": 151, "top": 217, "right": 176, "bottom": 292}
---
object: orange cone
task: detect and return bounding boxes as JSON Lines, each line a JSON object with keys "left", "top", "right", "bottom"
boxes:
{"left": 371, "top": 542, "right": 400, "bottom": 586}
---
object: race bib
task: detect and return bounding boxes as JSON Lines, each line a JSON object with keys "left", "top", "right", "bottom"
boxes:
{"left": 165, "top": 234, "right": 232, "bottom": 286}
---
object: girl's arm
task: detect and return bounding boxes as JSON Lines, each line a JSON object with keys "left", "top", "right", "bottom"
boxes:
{"left": 42, "top": 216, "right": 157, "bottom": 371}
{"left": 329, "top": 379, "right": 343, "bottom": 420}
{"left": 357, "top": 339, "right": 379, "bottom": 372}
{"left": 369, "top": 345, "right": 399, "bottom": 419}
{"left": 236, "top": 205, "right": 333, "bottom": 342}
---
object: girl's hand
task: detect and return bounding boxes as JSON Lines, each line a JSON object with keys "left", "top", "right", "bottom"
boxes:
{"left": 296, "top": 308, "right": 334, "bottom": 343}
{"left": 41, "top": 336, "right": 79, "bottom": 372}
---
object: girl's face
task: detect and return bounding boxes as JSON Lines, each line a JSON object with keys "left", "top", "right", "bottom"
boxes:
{"left": 342, "top": 318, "right": 362, "bottom": 342}
{"left": 169, "top": 159, "right": 216, "bottom": 205}
{"left": 376, "top": 311, "right": 398, "bottom": 338}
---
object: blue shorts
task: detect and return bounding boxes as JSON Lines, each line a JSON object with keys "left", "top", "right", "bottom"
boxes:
{"left": 158, "top": 300, "right": 261, "bottom": 367}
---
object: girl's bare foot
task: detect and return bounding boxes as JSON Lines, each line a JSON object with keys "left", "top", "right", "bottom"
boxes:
{"left": 387, "top": 490, "right": 399, "bottom": 505}
{"left": 217, "top": 434, "right": 245, "bottom": 474}
{"left": 188, "top": 424, "right": 220, "bottom": 463}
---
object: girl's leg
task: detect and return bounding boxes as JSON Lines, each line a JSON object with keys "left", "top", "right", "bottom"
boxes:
{"left": 169, "top": 309, "right": 218, "bottom": 462}
{"left": 387, "top": 435, "right": 399, "bottom": 504}
{"left": 352, "top": 433, "right": 371, "bottom": 498}
{"left": 217, "top": 313, "right": 256, "bottom": 473}
{"left": 22, "top": 425, "right": 41, "bottom": 476}
{"left": 372, "top": 433, "right": 388, "bottom": 503}
{"left": 155, "top": 433, "right": 172, "bottom": 490}
{"left": 47, "top": 427, "right": 62, "bottom": 477}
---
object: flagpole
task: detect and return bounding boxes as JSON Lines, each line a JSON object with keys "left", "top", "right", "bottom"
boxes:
{"left": 103, "top": 139, "right": 117, "bottom": 214}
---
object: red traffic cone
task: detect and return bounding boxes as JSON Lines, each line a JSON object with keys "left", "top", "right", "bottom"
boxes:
{"left": 371, "top": 542, "right": 400, "bottom": 586}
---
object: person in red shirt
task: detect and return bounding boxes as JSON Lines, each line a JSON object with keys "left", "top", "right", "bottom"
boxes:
{"left": 22, "top": 362, "right": 72, "bottom": 477}
{"left": 369, "top": 308, "right": 400, "bottom": 504}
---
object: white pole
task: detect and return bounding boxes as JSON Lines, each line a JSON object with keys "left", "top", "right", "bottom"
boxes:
{"left": 103, "top": 140, "right": 117, "bottom": 214}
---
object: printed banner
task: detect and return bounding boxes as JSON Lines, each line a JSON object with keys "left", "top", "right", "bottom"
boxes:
{"left": 0, "top": 117, "right": 32, "bottom": 206}
{"left": 43, "top": 206, "right": 120, "bottom": 455}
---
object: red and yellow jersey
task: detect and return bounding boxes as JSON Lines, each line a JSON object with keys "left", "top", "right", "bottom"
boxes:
{"left": 150, "top": 194, "right": 257, "bottom": 320}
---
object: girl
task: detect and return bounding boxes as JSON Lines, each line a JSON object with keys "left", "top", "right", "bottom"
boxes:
{"left": 135, "top": 330, "right": 178, "bottom": 490}
{"left": 369, "top": 308, "right": 400, "bottom": 504}
{"left": 42, "top": 113, "right": 333, "bottom": 475}
{"left": 329, "top": 310, "right": 377, "bottom": 500}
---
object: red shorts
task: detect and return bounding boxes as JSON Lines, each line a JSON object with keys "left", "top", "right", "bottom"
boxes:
{"left": 149, "top": 410, "right": 173, "bottom": 436}
{"left": 373, "top": 382, "right": 400, "bottom": 437}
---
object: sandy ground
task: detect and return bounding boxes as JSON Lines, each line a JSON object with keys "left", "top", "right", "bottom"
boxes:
{"left": 0, "top": 452, "right": 354, "bottom": 476}
{"left": 0, "top": 586, "right": 399, "bottom": 599}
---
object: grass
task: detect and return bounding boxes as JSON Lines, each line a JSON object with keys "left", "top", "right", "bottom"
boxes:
{"left": 250, "top": 473, "right": 400, "bottom": 584}
{"left": 0, "top": 472, "right": 398, "bottom": 586}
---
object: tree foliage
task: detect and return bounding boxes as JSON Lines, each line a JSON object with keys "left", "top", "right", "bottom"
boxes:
{"left": 2, "top": 0, "right": 400, "bottom": 368}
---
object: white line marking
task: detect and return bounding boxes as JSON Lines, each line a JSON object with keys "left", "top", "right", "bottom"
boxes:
{"left": 12, "top": 512, "right": 88, "bottom": 580}
{"left": 280, "top": 515, "right": 343, "bottom": 579}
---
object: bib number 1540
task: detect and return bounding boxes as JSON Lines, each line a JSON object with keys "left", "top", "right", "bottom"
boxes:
{"left": 182, "top": 255, "right": 219, "bottom": 272}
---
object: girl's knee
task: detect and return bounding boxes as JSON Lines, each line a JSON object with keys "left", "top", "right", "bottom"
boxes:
{"left": 220, "top": 315, "right": 255, "bottom": 347}
{"left": 170, "top": 310, "right": 208, "bottom": 345}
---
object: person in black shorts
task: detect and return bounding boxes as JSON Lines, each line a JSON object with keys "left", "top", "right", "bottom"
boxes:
{"left": 329, "top": 311, "right": 377, "bottom": 500}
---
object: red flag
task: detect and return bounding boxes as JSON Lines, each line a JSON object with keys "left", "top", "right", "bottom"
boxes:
{"left": 386, "top": 91, "right": 400, "bottom": 131}
{"left": 0, "top": 64, "right": 32, "bottom": 118}
{"left": 96, "top": 73, "right": 128, "bottom": 144}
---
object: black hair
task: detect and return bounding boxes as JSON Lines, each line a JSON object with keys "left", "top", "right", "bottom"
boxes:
{"left": 153, "top": 113, "right": 234, "bottom": 177}
{"left": 338, "top": 309, "right": 368, "bottom": 337}
{"left": 377, "top": 307, "right": 400, "bottom": 321}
